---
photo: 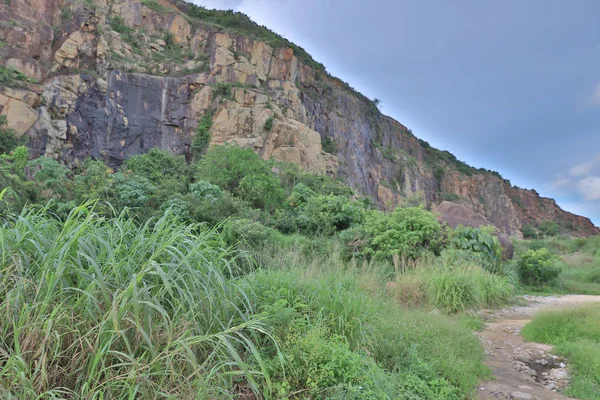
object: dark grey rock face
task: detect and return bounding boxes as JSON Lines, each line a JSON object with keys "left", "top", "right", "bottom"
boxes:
{"left": 32, "top": 71, "right": 195, "bottom": 167}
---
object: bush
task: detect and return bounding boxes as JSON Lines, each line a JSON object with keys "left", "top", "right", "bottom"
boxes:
{"left": 196, "top": 145, "right": 285, "bottom": 211}
{"left": 192, "top": 112, "right": 213, "bottom": 155}
{"left": 26, "top": 157, "right": 71, "bottom": 200}
{"left": 521, "top": 223, "right": 538, "bottom": 239}
{"left": 0, "top": 115, "right": 21, "bottom": 155}
{"left": 294, "top": 194, "right": 365, "bottom": 235}
{"left": 113, "top": 172, "right": 156, "bottom": 209}
{"left": 264, "top": 116, "right": 274, "bottom": 132}
{"left": 346, "top": 206, "right": 443, "bottom": 261}
{"left": 450, "top": 226, "right": 502, "bottom": 273}
{"left": 220, "top": 218, "right": 277, "bottom": 247}
{"left": 322, "top": 137, "right": 337, "bottom": 154}
{"left": 539, "top": 220, "right": 560, "bottom": 237}
{"left": 190, "top": 180, "right": 223, "bottom": 203}
{"left": 212, "top": 82, "right": 233, "bottom": 98}
{"left": 517, "top": 248, "right": 562, "bottom": 285}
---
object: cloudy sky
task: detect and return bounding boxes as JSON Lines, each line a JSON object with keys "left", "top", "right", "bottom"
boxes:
{"left": 194, "top": 0, "right": 600, "bottom": 225}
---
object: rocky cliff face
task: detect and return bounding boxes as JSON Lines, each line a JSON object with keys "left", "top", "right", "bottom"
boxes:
{"left": 1, "top": 0, "right": 598, "bottom": 237}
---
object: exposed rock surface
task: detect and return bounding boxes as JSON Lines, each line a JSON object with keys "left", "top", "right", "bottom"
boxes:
{"left": 435, "top": 201, "right": 514, "bottom": 259}
{"left": 478, "top": 295, "right": 600, "bottom": 400}
{"left": 1, "top": 0, "right": 598, "bottom": 237}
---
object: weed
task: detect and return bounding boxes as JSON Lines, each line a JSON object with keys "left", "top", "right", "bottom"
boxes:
{"left": 264, "top": 116, "right": 274, "bottom": 132}
{"left": 523, "top": 305, "right": 600, "bottom": 399}
{"left": 192, "top": 112, "right": 213, "bottom": 155}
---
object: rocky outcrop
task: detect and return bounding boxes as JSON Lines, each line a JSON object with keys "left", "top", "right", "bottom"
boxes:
{"left": 435, "top": 201, "right": 514, "bottom": 259}
{"left": 1, "top": 0, "right": 598, "bottom": 237}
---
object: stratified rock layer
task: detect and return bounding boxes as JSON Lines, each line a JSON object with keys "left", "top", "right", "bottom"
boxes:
{"left": 0, "top": 0, "right": 597, "bottom": 237}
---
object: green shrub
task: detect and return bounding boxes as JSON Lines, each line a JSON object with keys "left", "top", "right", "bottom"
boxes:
{"left": 0, "top": 116, "right": 23, "bottom": 156}
{"left": 264, "top": 116, "right": 274, "bottom": 132}
{"left": 73, "top": 159, "right": 114, "bottom": 203}
{"left": 220, "top": 218, "right": 277, "bottom": 247}
{"left": 322, "top": 137, "right": 337, "bottom": 154}
{"left": 212, "top": 82, "right": 233, "bottom": 99}
{"left": 517, "top": 248, "right": 562, "bottom": 285}
{"left": 346, "top": 206, "right": 443, "bottom": 261}
{"left": 190, "top": 180, "right": 223, "bottom": 203}
{"left": 539, "top": 220, "right": 560, "bottom": 237}
{"left": 125, "top": 148, "right": 189, "bottom": 185}
{"left": 293, "top": 194, "right": 365, "bottom": 235}
{"left": 196, "top": 144, "right": 284, "bottom": 211}
{"left": 26, "top": 157, "right": 71, "bottom": 200}
{"left": 192, "top": 112, "right": 213, "bottom": 155}
{"left": 60, "top": 8, "right": 72, "bottom": 21}
{"left": 521, "top": 223, "right": 538, "bottom": 239}
{"left": 113, "top": 172, "right": 156, "bottom": 209}
{"left": 450, "top": 226, "right": 502, "bottom": 273}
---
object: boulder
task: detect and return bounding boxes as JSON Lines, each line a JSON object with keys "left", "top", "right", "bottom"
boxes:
{"left": 0, "top": 94, "right": 39, "bottom": 135}
{"left": 436, "top": 201, "right": 514, "bottom": 260}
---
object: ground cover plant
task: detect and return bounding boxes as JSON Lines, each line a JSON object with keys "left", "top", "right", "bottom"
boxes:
{"left": 522, "top": 304, "right": 600, "bottom": 400}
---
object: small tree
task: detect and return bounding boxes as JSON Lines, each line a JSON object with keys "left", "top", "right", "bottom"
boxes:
{"left": 539, "top": 220, "right": 560, "bottom": 237}
{"left": 521, "top": 224, "right": 538, "bottom": 239}
{"left": 517, "top": 248, "right": 562, "bottom": 286}
{"left": 347, "top": 206, "right": 443, "bottom": 261}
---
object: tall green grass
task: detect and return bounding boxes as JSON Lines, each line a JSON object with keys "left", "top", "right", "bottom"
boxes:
{"left": 0, "top": 204, "right": 275, "bottom": 398}
{"left": 392, "top": 251, "right": 515, "bottom": 312}
{"left": 0, "top": 205, "right": 496, "bottom": 398}
{"left": 249, "top": 242, "right": 491, "bottom": 398}
{"left": 522, "top": 305, "right": 600, "bottom": 400}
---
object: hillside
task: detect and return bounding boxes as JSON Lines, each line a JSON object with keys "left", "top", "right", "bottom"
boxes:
{"left": 0, "top": 0, "right": 597, "bottom": 237}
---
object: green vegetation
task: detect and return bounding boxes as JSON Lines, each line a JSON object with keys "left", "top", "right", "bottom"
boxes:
{"left": 212, "top": 82, "right": 234, "bottom": 99}
{"left": 440, "top": 191, "right": 461, "bottom": 202}
{"left": 0, "top": 205, "right": 270, "bottom": 397}
{"left": 539, "top": 219, "right": 560, "bottom": 237}
{"left": 141, "top": 0, "right": 174, "bottom": 14}
{"left": 184, "top": 4, "right": 326, "bottom": 72}
{"left": 0, "top": 65, "right": 38, "bottom": 88}
{"left": 513, "top": 236, "right": 600, "bottom": 295}
{"left": 523, "top": 305, "right": 600, "bottom": 399}
{"left": 419, "top": 138, "right": 503, "bottom": 179}
{"left": 0, "top": 142, "right": 532, "bottom": 397}
{"left": 321, "top": 136, "right": 337, "bottom": 153}
{"left": 343, "top": 206, "right": 443, "bottom": 261}
{"left": 108, "top": 16, "right": 144, "bottom": 55}
{"left": 391, "top": 251, "right": 514, "bottom": 312}
{"left": 450, "top": 226, "right": 503, "bottom": 273}
{"left": 60, "top": 8, "right": 72, "bottom": 21}
{"left": 264, "top": 116, "right": 274, "bottom": 131}
{"left": 192, "top": 112, "right": 213, "bottom": 155}
{"left": 521, "top": 223, "right": 538, "bottom": 239}
{"left": 0, "top": 115, "right": 22, "bottom": 155}
{"left": 517, "top": 248, "right": 562, "bottom": 285}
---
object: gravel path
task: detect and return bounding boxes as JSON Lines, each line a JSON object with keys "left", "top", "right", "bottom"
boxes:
{"left": 477, "top": 295, "right": 600, "bottom": 400}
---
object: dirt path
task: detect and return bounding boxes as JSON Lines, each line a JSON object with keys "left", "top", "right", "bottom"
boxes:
{"left": 477, "top": 295, "right": 600, "bottom": 400}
